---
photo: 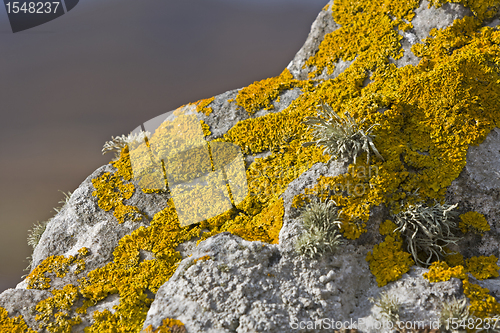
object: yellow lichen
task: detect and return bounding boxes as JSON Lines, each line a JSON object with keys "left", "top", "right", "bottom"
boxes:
{"left": 113, "top": 203, "right": 144, "bottom": 224}
{"left": 463, "top": 277, "right": 500, "bottom": 318}
{"left": 196, "top": 97, "right": 215, "bottom": 116}
{"left": 0, "top": 306, "right": 36, "bottom": 333}
{"left": 422, "top": 261, "right": 467, "bottom": 282}
{"left": 365, "top": 235, "right": 414, "bottom": 287}
{"left": 112, "top": 147, "right": 133, "bottom": 181}
{"left": 465, "top": 255, "right": 500, "bottom": 280}
{"left": 379, "top": 219, "right": 398, "bottom": 236}
{"left": 26, "top": 250, "right": 87, "bottom": 290}
{"left": 91, "top": 172, "right": 135, "bottom": 212}
{"left": 235, "top": 69, "right": 302, "bottom": 115}
{"left": 142, "top": 318, "right": 187, "bottom": 333}
{"left": 27, "top": 0, "right": 500, "bottom": 329}
{"left": 427, "top": 0, "right": 500, "bottom": 21}
{"left": 200, "top": 120, "right": 211, "bottom": 137}
{"left": 77, "top": 199, "right": 199, "bottom": 332}
{"left": 459, "top": 211, "right": 490, "bottom": 234}
{"left": 444, "top": 249, "right": 465, "bottom": 267}
{"left": 35, "top": 284, "right": 81, "bottom": 333}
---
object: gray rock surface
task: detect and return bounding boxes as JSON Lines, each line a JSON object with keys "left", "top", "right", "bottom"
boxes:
{"left": 142, "top": 233, "right": 465, "bottom": 333}
{"left": 446, "top": 128, "right": 500, "bottom": 259}
{"left": 2, "top": 1, "right": 500, "bottom": 333}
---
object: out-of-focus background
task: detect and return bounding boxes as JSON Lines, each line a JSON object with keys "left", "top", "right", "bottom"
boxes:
{"left": 0, "top": 0, "right": 328, "bottom": 293}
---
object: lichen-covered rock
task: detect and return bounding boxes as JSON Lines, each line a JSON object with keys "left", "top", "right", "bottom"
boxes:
{"left": 3, "top": 0, "right": 500, "bottom": 332}
{"left": 142, "top": 232, "right": 374, "bottom": 333}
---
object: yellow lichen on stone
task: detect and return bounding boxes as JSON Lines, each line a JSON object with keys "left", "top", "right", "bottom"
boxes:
{"left": 365, "top": 235, "right": 414, "bottom": 287}
{"left": 26, "top": 251, "right": 87, "bottom": 290}
{"left": 0, "top": 306, "right": 36, "bottom": 333}
{"left": 465, "top": 255, "right": 500, "bottom": 280}
{"left": 444, "top": 249, "right": 464, "bottom": 267}
{"left": 35, "top": 284, "right": 81, "bottom": 333}
{"left": 305, "top": 0, "right": 419, "bottom": 78}
{"left": 379, "top": 219, "right": 398, "bottom": 236}
{"left": 28, "top": 0, "right": 500, "bottom": 329}
{"left": 112, "top": 147, "right": 133, "bottom": 181}
{"left": 459, "top": 211, "right": 490, "bottom": 234}
{"left": 463, "top": 277, "right": 500, "bottom": 318}
{"left": 232, "top": 197, "right": 284, "bottom": 244}
{"left": 192, "top": 255, "right": 211, "bottom": 264}
{"left": 422, "top": 261, "right": 467, "bottom": 282}
{"left": 235, "top": 69, "right": 300, "bottom": 115}
{"left": 91, "top": 172, "right": 135, "bottom": 212}
{"left": 91, "top": 168, "right": 144, "bottom": 224}
{"left": 113, "top": 203, "right": 144, "bottom": 224}
{"left": 200, "top": 120, "right": 211, "bottom": 137}
{"left": 427, "top": 0, "right": 500, "bottom": 21}
{"left": 196, "top": 97, "right": 215, "bottom": 116}
{"left": 78, "top": 200, "right": 200, "bottom": 332}
{"left": 142, "top": 318, "right": 187, "bottom": 333}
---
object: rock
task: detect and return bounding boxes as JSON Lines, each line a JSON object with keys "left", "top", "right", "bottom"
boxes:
{"left": 142, "top": 232, "right": 374, "bottom": 333}
{"left": 3, "top": 0, "right": 500, "bottom": 332}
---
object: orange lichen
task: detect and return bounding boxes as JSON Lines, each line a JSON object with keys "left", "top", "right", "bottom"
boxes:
{"left": 0, "top": 306, "right": 36, "bottom": 333}
{"left": 365, "top": 235, "right": 414, "bottom": 287}
{"left": 196, "top": 97, "right": 215, "bottom": 116}
{"left": 192, "top": 255, "right": 211, "bottom": 264}
{"left": 200, "top": 120, "right": 211, "bottom": 137}
{"left": 463, "top": 277, "right": 500, "bottom": 318}
{"left": 142, "top": 318, "right": 187, "bottom": 333}
{"left": 444, "top": 249, "right": 465, "bottom": 267}
{"left": 91, "top": 172, "right": 135, "bottom": 212}
{"left": 379, "top": 220, "right": 398, "bottom": 236}
{"left": 112, "top": 147, "right": 133, "bottom": 181}
{"left": 113, "top": 203, "right": 144, "bottom": 224}
{"left": 423, "top": 261, "right": 467, "bottom": 282}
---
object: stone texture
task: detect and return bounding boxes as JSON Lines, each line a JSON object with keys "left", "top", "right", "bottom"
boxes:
{"left": 2, "top": 1, "right": 500, "bottom": 333}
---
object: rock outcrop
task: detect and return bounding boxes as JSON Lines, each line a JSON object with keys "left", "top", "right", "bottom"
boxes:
{"left": 2, "top": 0, "right": 500, "bottom": 332}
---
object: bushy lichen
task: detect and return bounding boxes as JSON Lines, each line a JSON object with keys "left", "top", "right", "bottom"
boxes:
{"left": 369, "top": 291, "right": 400, "bottom": 323}
{"left": 102, "top": 131, "right": 150, "bottom": 161}
{"left": 439, "top": 296, "right": 470, "bottom": 330}
{"left": 303, "top": 101, "right": 384, "bottom": 165}
{"left": 393, "top": 202, "right": 461, "bottom": 266}
{"left": 295, "top": 199, "right": 343, "bottom": 258}
{"left": 27, "top": 220, "right": 50, "bottom": 250}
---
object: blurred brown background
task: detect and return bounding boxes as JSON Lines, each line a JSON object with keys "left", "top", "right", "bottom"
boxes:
{"left": 0, "top": 0, "right": 327, "bottom": 293}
